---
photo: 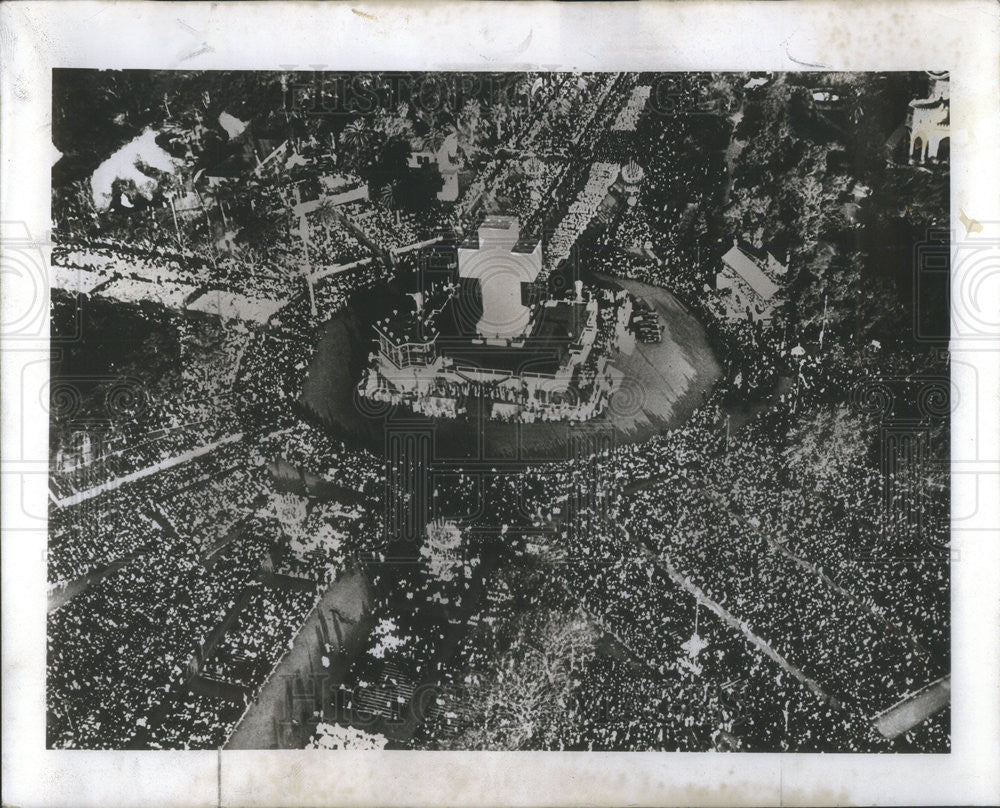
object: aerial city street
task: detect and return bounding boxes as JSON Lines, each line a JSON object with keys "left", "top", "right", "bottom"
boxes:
{"left": 47, "top": 70, "right": 950, "bottom": 751}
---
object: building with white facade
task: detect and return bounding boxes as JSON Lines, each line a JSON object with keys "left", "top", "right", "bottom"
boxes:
{"left": 716, "top": 240, "right": 787, "bottom": 324}
{"left": 908, "top": 72, "right": 950, "bottom": 165}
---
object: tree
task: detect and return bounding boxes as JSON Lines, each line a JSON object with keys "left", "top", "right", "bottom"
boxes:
{"left": 444, "top": 610, "right": 598, "bottom": 750}
{"left": 420, "top": 127, "right": 446, "bottom": 154}
{"left": 339, "top": 118, "right": 379, "bottom": 171}
{"left": 782, "top": 405, "right": 871, "bottom": 491}
{"left": 842, "top": 72, "right": 926, "bottom": 173}
{"left": 378, "top": 181, "right": 402, "bottom": 225}
{"left": 727, "top": 82, "right": 835, "bottom": 252}
{"left": 456, "top": 98, "right": 483, "bottom": 160}
{"left": 479, "top": 96, "right": 512, "bottom": 147}
{"left": 398, "top": 163, "right": 444, "bottom": 212}
{"left": 420, "top": 519, "right": 464, "bottom": 582}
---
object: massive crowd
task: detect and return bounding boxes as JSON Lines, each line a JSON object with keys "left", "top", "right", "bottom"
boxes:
{"left": 544, "top": 162, "right": 620, "bottom": 272}
{"left": 48, "top": 70, "right": 949, "bottom": 752}
{"left": 52, "top": 239, "right": 299, "bottom": 310}
{"left": 235, "top": 258, "right": 392, "bottom": 432}
{"left": 155, "top": 465, "right": 270, "bottom": 555}
{"left": 47, "top": 239, "right": 388, "bottom": 750}
{"left": 300, "top": 210, "right": 369, "bottom": 268}
{"left": 47, "top": 422, "right": 382, "bottom": 749}
{"left": 47, "top": 529, "right": 267, "bottom": 748}
{"left": 539, "top": 401, "right": 945, "bottom": 746}
{"left": 396, "top": 395, "right": 946, "bottom": 752}
{"left": 49, "top": 300, "right": 249, "bottom": 502}
{"left": 48, "top": 435, "right": 252, "bottom": 587}
{"left": 47, "top": 492, "right": 162, "bottom": 588}
{"left": 491, "top": 156, "right": 568, "bottom": 230}
{"left": 341, "top": 200, "right": 420, "bottom": 252}
{"left": 200, "top": 584, "right": 318, "bottom": 691}
{"left": 458, "top": 72, "right": 630, "bottom": 240}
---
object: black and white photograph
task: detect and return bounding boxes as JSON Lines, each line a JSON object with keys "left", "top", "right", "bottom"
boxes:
{"left": 45, "top": 67, "right": 951, "bottom": 752}
{"left": 3, "top": 2, "right": 999, "bottom": 807}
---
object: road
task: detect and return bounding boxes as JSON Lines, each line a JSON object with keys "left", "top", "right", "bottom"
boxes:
{"left": 225, "top": 566, "right": 373, "bottom": 749}
{"left": 597, "top": 274, "right": 723, "bottom": 436}
{"left": 47, "top": 546, "right": 150, "bottom": 613}
{"left": 874, "top": 675, "right": 950, "bottom": 739}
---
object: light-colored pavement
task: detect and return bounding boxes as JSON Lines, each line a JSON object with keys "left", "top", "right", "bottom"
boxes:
{"left": 874, "top": 675, "right": 950, "bottom": 738}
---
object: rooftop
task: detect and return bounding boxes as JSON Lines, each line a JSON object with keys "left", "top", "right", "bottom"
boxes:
{"left": 430, "top": 299, "right": 588, "bottom": 377}
{"left": 460, "top": 215, "right": 541, "bottom": 254}
{"left": 442, "top": 342, "right": 565, "bottom": 377}
{"left": 722, "top": 244, "right": 780, "bottom": 300}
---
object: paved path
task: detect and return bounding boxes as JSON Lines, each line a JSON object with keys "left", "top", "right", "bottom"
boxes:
{"left": 704, "top": 487, "right": 933, "bottom": 662}
{"left": 633, "top": 525, "right": 839, "bottom": 708}
{"left": 305, "top": 256, "right": 375, "bottom": 285}
{"left": 593, "top": 274, "right": 723, "bottom": 437}
{"left": 390, "top": 236, "right": 442, "bottom": 257}
{"left": 47, "top": 546, "right": 150, "bottom": 613}
{"left": 51, "top": 433, "right": 244, "bottom": 508}
{"left": 874, "top": 675, "right": 950, "bottom": 738}
{"left": 618, "top": 460, "right": 945, "bottom": 729}
{"left": 608, "top": 472, "right": 840, "bottom": 708}
{"left": 225, "top": 567, "right": 373, "bottom": 749}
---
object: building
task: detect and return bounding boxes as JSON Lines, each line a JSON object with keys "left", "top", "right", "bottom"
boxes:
{"left": 908, "top": 72, "right": 950, "bottom": 165}
{"left": 364, "top": 291, "right": 607, "bottom": 422}
{"left": 618, "top": 158, "right": 645, "bottom": 200}
{"left": 360, "top": 218, "right": 655, "bottom": 423}
{"left": 457, "top": 216, "right": 543, "bottom": 341}
{"left": 373, "top": 314, "right": 438, "bottom": 370}
{"left": 716, "top": 240, "right": 787, "bottom": 324}
{"left": 361, "top": 238, "right": 627, "bottom": 423}
{"left": 408, "top": 132, "right": 461, "bottom": 201}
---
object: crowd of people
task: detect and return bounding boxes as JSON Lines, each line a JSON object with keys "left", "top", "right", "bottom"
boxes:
{"left": 544, "top": 162, "right": 620, "bottom": 272}
{"left": 535, "top": 73, "right": 624, "bottom": 155}
{"left": 201, "top": 583, "right": 318, "bottom": 691}
{"left": 46, "top": 70, "right": 631, "bottom": 751}
{"left": 155, "top": 464, "right": 269, "bottom": 555}
{"left": 260, "top": 423, "right": 384, "bottom": 583}
{"left": 458, "top": 73, "right": 629, "bottom": 239}
{"left": 142, "top": 690, "right": 242, "bottom": 750}
{"left": 47, "top": 68, "right": 950, "bottom": 753}
{"left": 341, "top": 199, "right": 420, "bottom": 252}
{"left": 235, "top": 257, "right": 393, "bottom": 433}
{"left": 348, "top": 387, "right": 946, "bottom": 752}
{"left": 48, "top": 298, "right": 249, "bottom": 502}
{"left": 300, "top": 205, "right": 372, "bottom": 267}
{"left": 611, "top": 84, "right": 652, "bottom": 132}
{"left": 46, "top": 411, "right": 382, "bottom": 749}
{"left": 490, "top": 155, "right": 567, "bottom": 230}
{"left": 47, "top": 493, "right": 161, "bottom": 588}
{"left": 51, "top": 238, "right": 299, "bottom": 311}
{"left": 48, "top": 434, "right": 253, "bottom": 587}
{"left": 530, "top": 400, "right": 946, "bottom": 747}
{"left": 596, "top": 200, "right": 659, "bottom": 255}
{"left": 46, "top": 527, "right": 268, "bottom": 748}
{"left": 402, "top": 475, "right": 888, "bottom": 751}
